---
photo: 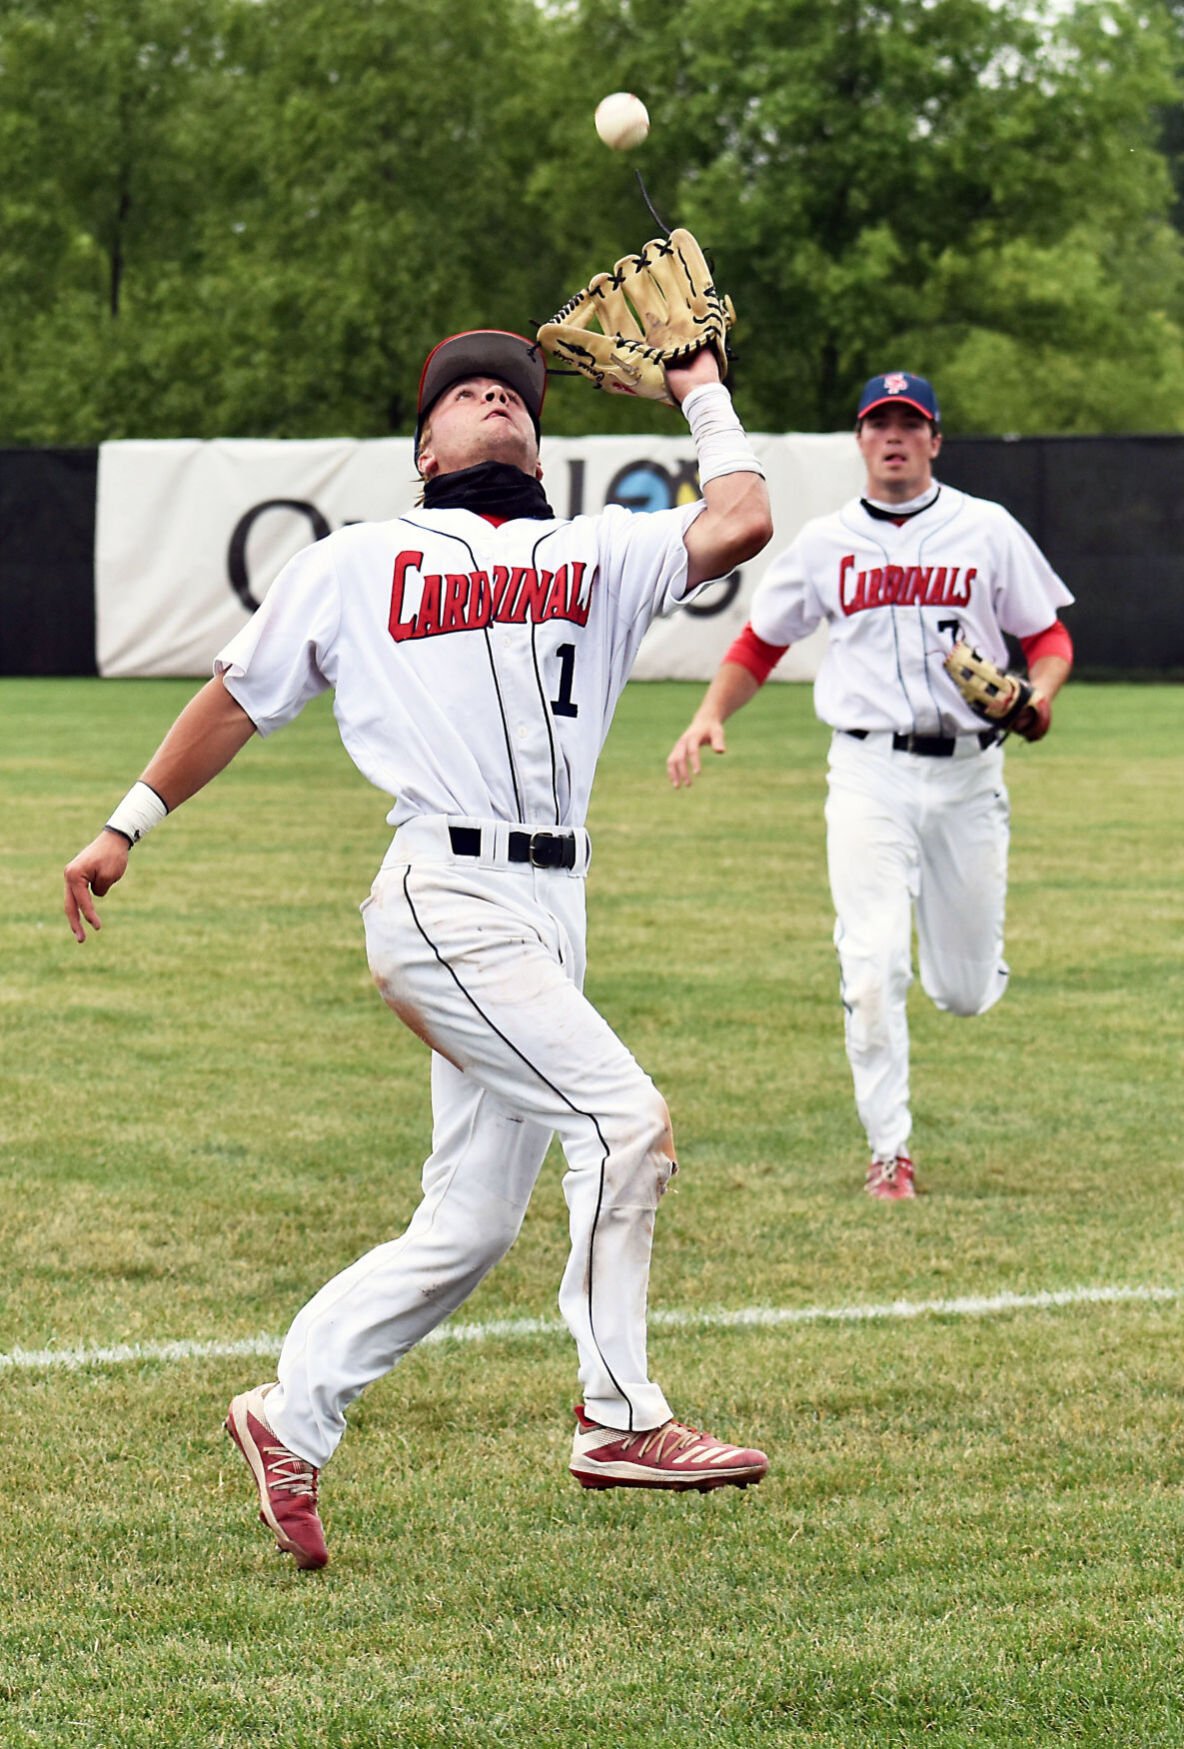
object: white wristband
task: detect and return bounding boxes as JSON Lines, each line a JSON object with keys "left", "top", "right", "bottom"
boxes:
{"left": 681, "top": 382, "right": 765, "bottom": 487}
{"left": 105, "top": 781, "right": 169, "bottom": 846}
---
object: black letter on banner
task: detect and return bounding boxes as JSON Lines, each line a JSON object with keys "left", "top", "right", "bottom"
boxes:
{"left": 228, "top": 499, "right": 332, "bottom": 612}
{"left": 683, "top": 570, "right": 741, "bottom": 617}
{"left": 565, "top": 459, "right": 585, "bottom": 519}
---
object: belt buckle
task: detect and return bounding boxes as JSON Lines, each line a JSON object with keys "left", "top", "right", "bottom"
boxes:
{"left": 528, "top": 830, "right": 558, "bottom": 869}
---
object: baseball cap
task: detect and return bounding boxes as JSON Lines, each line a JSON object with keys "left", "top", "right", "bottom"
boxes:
{"left": 416, "top": 330, "right": 547, "bottom": 451}
{"left": 856, "top": 371, "right": 941, "bottom": 425}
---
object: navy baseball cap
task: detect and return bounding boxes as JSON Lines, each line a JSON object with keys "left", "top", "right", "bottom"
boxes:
{"left": 857, "top": 371, "right": 941, "bottom": 425}
{"left": 416, "top": 330, "right": 547, "bottom": 452}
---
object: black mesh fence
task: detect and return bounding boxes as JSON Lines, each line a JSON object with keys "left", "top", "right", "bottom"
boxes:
{"left": 940, "top": 436, "right": 1184, "bottom": 679}
{"left": 0, "top": 448, "right": 98, "bottom": 676}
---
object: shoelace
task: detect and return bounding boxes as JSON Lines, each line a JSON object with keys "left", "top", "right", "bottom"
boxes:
{"left": 629, "top": 1421, "right": 718, "bottom": 1463}
{"left": 263, "top": 1442, "right": 318, "bottom": 1499}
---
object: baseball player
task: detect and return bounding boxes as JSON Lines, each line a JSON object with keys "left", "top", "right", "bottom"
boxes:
{"left": 667, "top": 372, "right": 1074, "bottom": 1200}
{"left": 63, "top": 327, "right": 773, "bottom": 1569}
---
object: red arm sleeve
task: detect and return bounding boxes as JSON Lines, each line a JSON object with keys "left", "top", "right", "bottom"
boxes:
{"left": 725, "top": 622, "right": 790, "bottom": 685}
{"left": 1019, "top": 620, "right": 1074, "bottom": 669}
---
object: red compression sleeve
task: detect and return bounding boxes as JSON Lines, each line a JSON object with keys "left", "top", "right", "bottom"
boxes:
{"left": 725, "top": 623, "right": 790, "bottom": 685}
{"left": 1019, "top": 620, "right": 1074, "bottom": 668}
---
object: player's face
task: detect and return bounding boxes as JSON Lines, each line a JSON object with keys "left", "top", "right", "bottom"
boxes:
{"left": 418, "top": 377, "right": 541, "bottom": 481}
{"left": 857, "top": 406, "right": 942, "bottom": 501}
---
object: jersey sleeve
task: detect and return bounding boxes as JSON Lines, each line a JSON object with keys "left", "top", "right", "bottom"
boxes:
{"left": 991, "top": 507, "right": 1074, "bottom": 638}
{"left": 213, "top": 538, "right": 341, "bottom": 736}
{"left": 594, "top": 500, "right": 707, "bottom": 621}
{"left": 748, "top": 531, "right": 826, "bottom": 646}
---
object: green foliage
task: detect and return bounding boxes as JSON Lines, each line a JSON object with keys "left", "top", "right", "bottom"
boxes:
{"left": 601, "top": 0, "right": 1184, "bottom": 431}
{"left": 0, "top": 0, "right": 1182, "bottom": 439}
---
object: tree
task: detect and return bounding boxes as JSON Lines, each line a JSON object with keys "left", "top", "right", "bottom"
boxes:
{"left": 544, "top": 0, "right": 1184, "bottom": 433}
{"left": 0, "top": 0, "right": 249, "bottom": 437}
{"left": 0, "top": 0, "right": 570, "bottom": 439}
{"left": 1, "top": 0, "right": 1182, "bottom": 439}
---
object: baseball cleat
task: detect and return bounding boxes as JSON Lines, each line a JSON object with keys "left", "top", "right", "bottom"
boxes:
{"left": 225, "top": 1384, "right": 329, "bottom": 1570}
{"left": 569, "top": 1405, "right": 768, "bottom": 1492}
{"left": 865, "top": 1153, "right": 916, "bottom": 1199}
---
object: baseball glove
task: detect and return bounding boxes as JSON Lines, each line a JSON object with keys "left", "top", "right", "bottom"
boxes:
{"left": 943, "top": 640, "right": 1051, "bottom": 742}
{"left": 536, "top": 229, "right": 735, "bottom": 404}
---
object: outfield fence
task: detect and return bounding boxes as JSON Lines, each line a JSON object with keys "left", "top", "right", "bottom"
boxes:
{"left": 1, "top": 434, "right": 1181, "bottom": 680}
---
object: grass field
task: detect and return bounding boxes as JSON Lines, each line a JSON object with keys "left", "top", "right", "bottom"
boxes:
{"left": 2, "top": 677, "right": 1182, "bottom": 1748}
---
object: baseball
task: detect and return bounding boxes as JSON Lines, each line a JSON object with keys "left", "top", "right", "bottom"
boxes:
{"left": 594, "top": 92, "right": 650, "bottom": 151}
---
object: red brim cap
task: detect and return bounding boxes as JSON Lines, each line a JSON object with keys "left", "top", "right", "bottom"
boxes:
{"left": 856, "top": 372, "right": 940, "bottom": 425}
{"left": 858, "top": 392, "right": 939, "bottom": 422}
{"left": 416, "top": 330, "right": 546, "bottom": 446}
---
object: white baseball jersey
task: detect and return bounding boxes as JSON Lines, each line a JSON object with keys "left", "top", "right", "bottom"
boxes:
{"left": 214, "top": 499, "right": 705, "bottom": 826}
{"left": 212, "top": 495, "right": 708, "bottom": 1459}
{"left": 750, "top": 484, "right": 1073, "bottom": 735}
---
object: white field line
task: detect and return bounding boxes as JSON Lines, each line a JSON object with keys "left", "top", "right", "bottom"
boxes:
{"left": 0, "top": 1283, "right": 1176, "bottom": 1375}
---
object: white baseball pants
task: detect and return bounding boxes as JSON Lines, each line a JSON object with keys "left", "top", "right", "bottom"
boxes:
{"left": 825, "top": 732, "right": 1011, "bottom": 1160}
{"left": 267, "top": 817, "right": 675, "bottom": 1469}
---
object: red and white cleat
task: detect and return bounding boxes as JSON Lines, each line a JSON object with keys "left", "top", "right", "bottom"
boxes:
{"left": 225, "top": 1384, "right": 329, "bottom": 1570}
{"left": 865, "top": 1153, "right": 917, "bottom": 1199}
{"left": 570, "top": 1406, "right": 768, "bottom": 1492}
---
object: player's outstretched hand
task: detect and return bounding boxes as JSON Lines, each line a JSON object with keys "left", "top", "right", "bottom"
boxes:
{"left": 667, "top": 717, "right": 728, "bottom": 788}
{"left": 64, "top": 831, "right": 131, "bottom": 942}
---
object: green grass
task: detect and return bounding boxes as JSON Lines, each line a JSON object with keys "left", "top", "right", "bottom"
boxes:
{"left": 1, "top": 677, "right": 1182, "bottom": 1747}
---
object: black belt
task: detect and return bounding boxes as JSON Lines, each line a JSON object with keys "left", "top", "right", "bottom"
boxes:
{"left": 844, "top": 729, "right": 998, "bottom": 757}
{"left": 448, "top": 824, "right": 578, "bottom": 870}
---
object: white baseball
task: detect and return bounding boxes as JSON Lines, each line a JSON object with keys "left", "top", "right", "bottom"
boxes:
{"left": 594, "top": 92, "right": 650, "bottom": 152}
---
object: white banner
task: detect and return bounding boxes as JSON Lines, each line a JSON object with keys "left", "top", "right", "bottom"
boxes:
{"left": 95, "top": 432, "right": 863, "bottom": 680}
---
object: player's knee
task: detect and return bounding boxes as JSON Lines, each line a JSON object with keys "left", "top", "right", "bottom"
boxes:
{"left": 606, "top": 1083, "right": 677, "bottom": 1204}
{"left": 638, "top": 1085, "right": 678, "bottom": 1196}
{"left": 648, "top": 1086, "right": 674, "bottom": 1153}
{"left": 458, "top": 1196, "right": 527, "bottom": 1271}
{"left": 929, "top": 962, "right": 1008, "bottom": 1018}
{"left": 480, "top": 1207, "right": 528, "bottom": 1265}
{"left": 650, "top": 1093, "right": 678, "bottom": 1198}
{"left": 937, "top": 991, "right": 988, "bottom": 1019}
{"left": 841, "top": 957, "right": 910, "bottom": 1052}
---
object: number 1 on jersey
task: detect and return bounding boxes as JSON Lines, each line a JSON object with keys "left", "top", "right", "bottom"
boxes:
{"left": 550, "top": 642, "right": 579, "bottom": 718}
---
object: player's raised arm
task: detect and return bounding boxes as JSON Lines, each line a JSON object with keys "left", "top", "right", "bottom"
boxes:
{"left": 665, "top": 349, "right": 772, "bottom": 588}
{"left": 536, "top": 228, "right": 772, "bottom": 589}
{"left": 63, "top": 674, "right": 257, "bottom": 942}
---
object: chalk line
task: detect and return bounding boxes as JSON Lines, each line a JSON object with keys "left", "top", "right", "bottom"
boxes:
{"left": 1, "top": 1283, "right": 1176, "bottom": 1374}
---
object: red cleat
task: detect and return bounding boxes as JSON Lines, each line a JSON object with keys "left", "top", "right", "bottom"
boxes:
{"left": 570, "top": 1406, "right": 768, "bottom": 1492}
{"left": 225, "top": 1385, "right": 329, "bottom": 1570}
{"left": 866, "top": 1153, "right": 917, "bottom": 1199}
